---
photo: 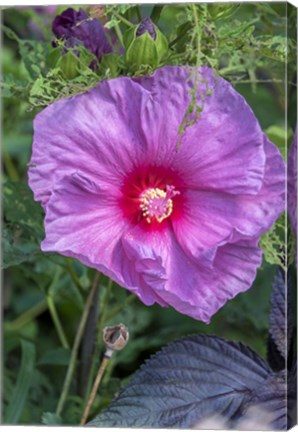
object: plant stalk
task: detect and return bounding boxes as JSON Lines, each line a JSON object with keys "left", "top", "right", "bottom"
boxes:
{"left": 6, "top": 298, "right": 47, "bottom": 331}
{"left": 83, "top": 279, "right": 114, "bottom": 403}
{"left": 55, "top": 272, "right": 100, "bottom": 417}
{"left": 114, "top": 23, "right": 124, "bottom": 47}
{"left": 79, "top": 282, "right": 100, "bottom": 398}
{"left": 113, "top": 11, "right": 134, "bottom": 28}
{"left": 47, "top": 296, "right": 70, "bottom": 350}
{"left": 80, "top": 353, "right": 111, "bottom": 425}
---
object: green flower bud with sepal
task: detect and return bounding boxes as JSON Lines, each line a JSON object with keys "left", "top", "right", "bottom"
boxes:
{"left": 124, "top": 17, "right": 168, "bottom": 73}
{"left": 55, "top": 51, "right": 81, "bottom": 80}
{"left": 47, "top": 45, "right": 95, "bottom": 80}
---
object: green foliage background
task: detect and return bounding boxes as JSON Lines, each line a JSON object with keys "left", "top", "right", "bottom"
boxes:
{"left": 2, "top": 2, "right": 296, "bottom": 425}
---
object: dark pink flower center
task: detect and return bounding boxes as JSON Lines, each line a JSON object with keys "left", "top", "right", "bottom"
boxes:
{"left": 120, "top": 165, "right": 183, "bottom": 229}
{"left": 139, "top": 185, "right": 180, "bottom": 223}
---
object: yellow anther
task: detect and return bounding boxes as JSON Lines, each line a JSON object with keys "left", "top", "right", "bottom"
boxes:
{"left": 139, "top": 185, "right": 179, "bottom": 223}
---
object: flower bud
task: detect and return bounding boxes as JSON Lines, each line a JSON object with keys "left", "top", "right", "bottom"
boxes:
{"left": 124, "top": 17, "right": 168, "bottom": 73}
{"left": 51, "top": 7, "right": 112, "bottom": 69}
{"left": 55, "top": 50, "right": 81, "bottom": 80}
{"left": 136, "top": 17, "right": 156, "bottom": 40}
{"left": 103, "top": 324, "right": 129, "bottom": 356}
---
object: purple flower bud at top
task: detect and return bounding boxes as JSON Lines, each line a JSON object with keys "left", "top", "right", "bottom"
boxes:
{"left": 136, "top": 17, "right": 156, "bottom": 40}
{"left": 52, "top": 8, "right": 112, "bottom": 62}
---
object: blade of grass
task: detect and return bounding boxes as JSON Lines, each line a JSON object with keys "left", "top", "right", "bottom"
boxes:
{"left": 4, "top": 339, "right": 36, "bottom": 424}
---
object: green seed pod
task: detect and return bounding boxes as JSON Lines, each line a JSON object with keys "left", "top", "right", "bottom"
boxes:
{"left": 48, "top": 45, "right": 79, "bottom": 80}
{"left": 56, "top": 51, "right": 80, "bottom": 80}
{"left": 124, "top": 17, "right": 168, "bottom": 73}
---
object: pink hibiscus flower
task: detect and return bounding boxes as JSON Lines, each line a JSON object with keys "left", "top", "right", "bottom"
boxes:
{"left": 28, "top": 66, "right": 285, "bottom": 323}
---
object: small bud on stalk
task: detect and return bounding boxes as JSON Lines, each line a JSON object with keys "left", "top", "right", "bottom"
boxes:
{"left": 124, "top": 17, "right": 168, "bottom": 73}
{"left": 80, "top": 323, "right": 129, "bottom": 425}
{"left": 103, "top": 323, "right": 129, "bottom": 357}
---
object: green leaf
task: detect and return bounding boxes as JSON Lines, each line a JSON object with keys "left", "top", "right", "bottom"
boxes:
{"left": 38, "top": 347, "right": 71, "bottom": 366}
{"left": 4, "top": 339, "right": 36, "bottom": 424}
{"left": 3, "top": 181, "right": 44, "bottom": 268}
{"left": 42, "top": 412, "right": 62, "bottom": 425}
{"left": 208, "top": 3, "right": 241, "bottom": 21}
{"left": 260, "top": 213, "right": 290, "bottom": 270}
{"left": 47, "top": 268, "right": 84, "bottom": 310}
{"left": 104, "top": 18, "right": 120, "bottom": 30}
{"left": 2, "top": 24, "right": 20, "bottom": 43}
{"left": 3, "top": 180, "right": 43, "bottom": 226}
{"left": 2, "top": 225, "right": 41, "bottom": 269}
{"left": 30, "top": 76, "right": 45, "bottom": 97}
{"left": 265, "top": 125, "right": 292, "bottom": 160}
{"left": 218, "top": 19, "right": 258, "bottom": 39}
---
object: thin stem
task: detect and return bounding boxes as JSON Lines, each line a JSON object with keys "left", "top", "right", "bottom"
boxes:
{"left": 3, "top": 151, "right": 19, "bottom": 182}
{"left": 168, "top": 53, "right": 185, "bottom": 61}
{"left": 98, "top": 279, "right": 114, "bottom": 332}
{"left": 46, "top": 256, "right": 85, "bottom": 293}
{"left": 66, "top": 259, "right": 84, "bottom": 292}
{"left": 83, "top": 278, "right": 114, "bottom": 404}
{"left": 6, "top": 298, "right": 47, "bottom": 331}
{"left": 232, "top": 78, "right": 285, "bottom": 85}
{"left": 47, "top": 296, "right": 70, "bottom": 350}
{"left": 113, "top": 11, "right": 134, "bottom": 28}
{"left": 79, "top": 282, "right": 100, "bottom": 398}
{"left": 80, "top": 354, "right": 111, "bottom": 425}
{"left": 192, "top": 4, "right": 201, "bottom": 68}
{"left": 114, "top": 23, "right": 124, "bottom": 47}
{"left": 55, "top": 272, "right": 100, "bottom": 417}
{"left": 169, "top": 25, "right": 189, "bottom": 49}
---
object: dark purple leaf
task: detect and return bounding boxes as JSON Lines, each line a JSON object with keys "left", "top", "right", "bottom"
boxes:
{"left": 268, "top": 268, "right": 293, "bottom": 369}
{"left": 289, "top": 359, "right": 297, "bottom": 427}
{"left": 89, "top": 335, "right": 270, "bottom": 428}
{"left": 238, "top": 368, "right": 296, "bottom": 430}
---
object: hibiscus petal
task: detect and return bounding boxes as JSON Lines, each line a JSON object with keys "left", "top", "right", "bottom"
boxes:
{"left": 28, "top": 77, "right": 167, "bottom": 206}
{"left": 138, "top": 66, "right": 266, "bottom": 195}
{"left": 122, "top": 224, "right": 262, "bottom": 323}
{"left": 41, "top": 172, "right": 164, "bottom": 305}
{"left": 158, "top": 238, "right": 263, "bottom": 323}
{"left": 42, "top": 171, "right": 125, "bottom": 271}
{"left": 173, "top": 134, "right": 285, "bottom": 265}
